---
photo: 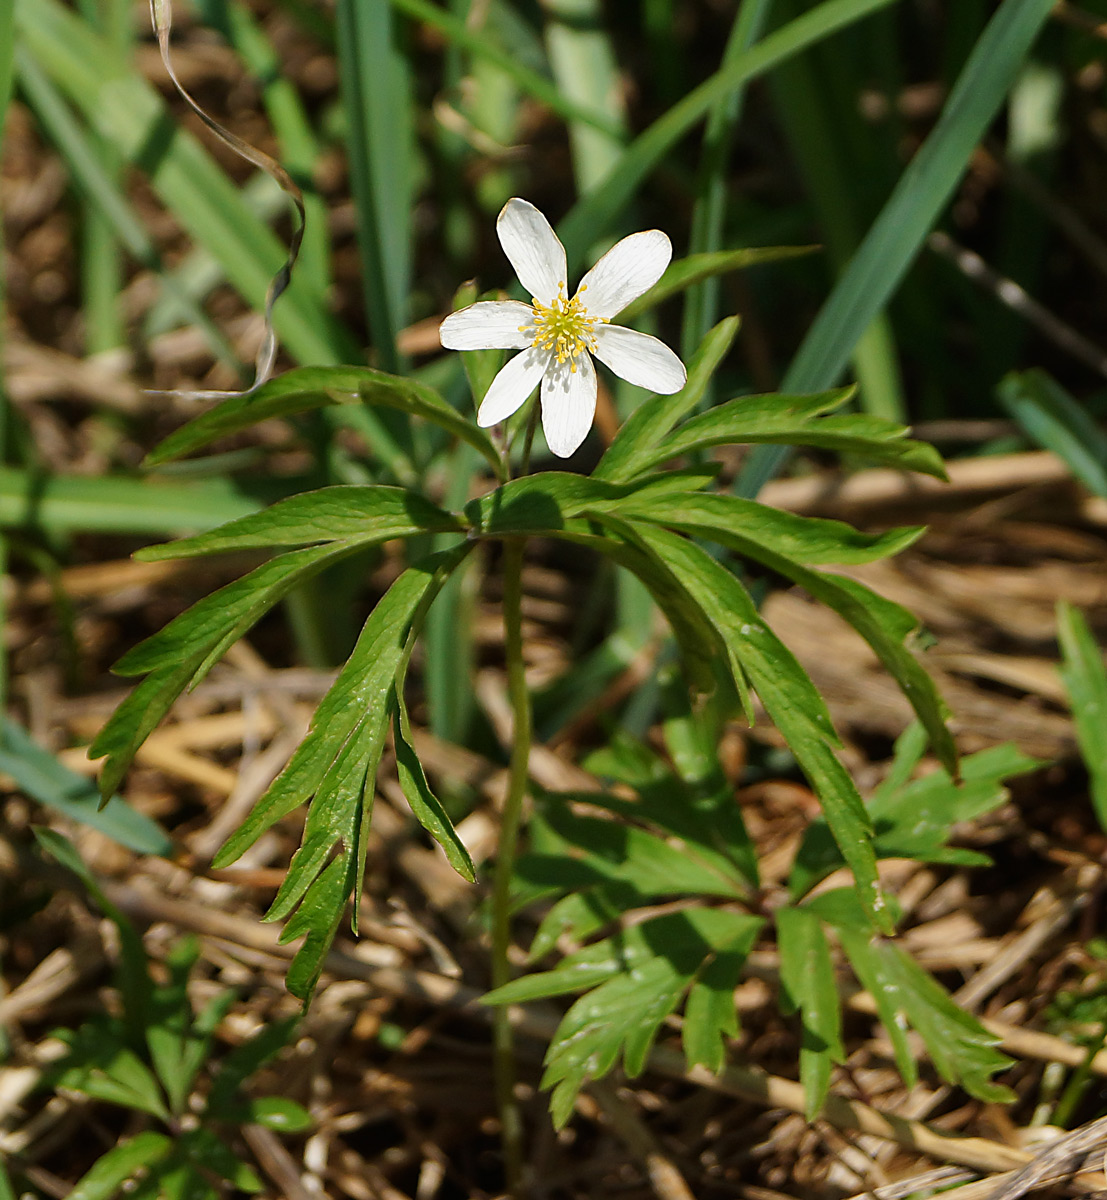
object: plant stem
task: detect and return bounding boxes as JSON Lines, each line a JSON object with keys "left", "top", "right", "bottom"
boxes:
{"left": 491, "top": 536, "right": 531, "bottom": 1193}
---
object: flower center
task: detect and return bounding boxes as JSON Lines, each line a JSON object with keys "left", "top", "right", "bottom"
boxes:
{"left": 522, "top": 284, "right": 607, "bottom": 371}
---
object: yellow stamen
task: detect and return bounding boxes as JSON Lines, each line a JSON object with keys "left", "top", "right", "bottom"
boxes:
{"left": 521, "top": 282, "right": 607, "bottom": 371}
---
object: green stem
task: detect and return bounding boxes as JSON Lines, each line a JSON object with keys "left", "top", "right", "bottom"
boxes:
{"left": 491, "top": 536, "right": 531, "bottom": 1193}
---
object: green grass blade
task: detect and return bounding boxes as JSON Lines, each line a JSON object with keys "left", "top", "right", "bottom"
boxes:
{"left": 998, "top": 369, "right": 1107, "bottom": 499}
{"left": 16, "top": 0, "right": 356, "bottom": 366}
{"left": 543, "top": 0, "right": 626, "bottom": 195}
{"left": 1, "top": 720, "right": 173, "bottom": 857}
{"left": 738, "top": 0, "right": 1055, "bottom": 496}
{"left": 769, "top": 1, "right": 904, "bottom": 419}
{"left": 1057, "top": 602, "right": 1107, "bottom": 833}
{"left": 554, "top": 0, "right": 898, "bottom": 268}
{"left": 14, "top": 47, "right": 242, "bottom": 371}
{"left": 388, "top": 0, "right": 624, "bottom": 139}
{"left": 682, "top": 0, "right": 773, "bottom": 357}
{"left": 0, "top": 467, "right": 261, "bottom": 535}
{"left": 336, "top": 0, "right": 414, "bottom": 375}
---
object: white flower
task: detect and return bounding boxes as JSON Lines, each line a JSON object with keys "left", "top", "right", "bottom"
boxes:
{"left": 440, "top": 198, "right": 687, "bottom": 458}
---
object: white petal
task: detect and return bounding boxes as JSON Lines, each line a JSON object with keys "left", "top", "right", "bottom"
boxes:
{"left": 575, "top": 229, "right": 672, "bottom": 319}
{"left": 477, "top": 346, "right": 551, "bottom": 427}
{"left": 592, "top": 324, "right": 687, "bottom": 394}
{"left": 439, "top": 301, "right": 536, "bottom": 350}
{"left": 496, "top": 198, "right": 567, "bottom": 306}
{"left": 540, "top": 353, "right": 597, "bottom": 458}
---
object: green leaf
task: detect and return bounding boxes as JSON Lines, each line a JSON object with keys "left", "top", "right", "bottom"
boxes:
{"left": 464, "top": 468, "right": 718, "bottom": 536}
{"left": 144, "top": 365, "right": 501, "bottom": 479}
{"left": 739, "top": 0, "right": 1056, "bottom": 495}
{"left": 833, "top": 920, "right": 1014, "bottom": 1102}
{"left": 523, "top": 798, "right": 748, "bottom": 901}
{"left": 215, "top": 1094, "right": 313, "bottom": 1133}
{"left": 1058, "top": 602, "right": 1107, "bottom": 831}
{"left": 594, "top": 317, "right": 742, "bottom": 484}
{"left": 283, "top": 850, "right": 359, "bottom": 1002}
{"left": 999, "top": 370, "right": 1107, "bottom": 499}
{"left": 137, "top": 485, "right": 463, "bottom": 560}
{"left": 615, "top": 521, "right": 889, "bottom": 932}
{"left": 394, "top": 695, "right": 476, "bottom": 882}
{"left": 92, "top": 539, "right": 368, "bottom": 799}
{"left": 790, "top": 741, "right": 1041, "bottom": 899}
{"left": 777, "top": 906, "right": 843, "bottom": 1119}
{"left": 0, "top": 465, "right": 259, "bottom": 536}
{"left": 214, "top": 544, "right": 471, "bottom": 868}
{"left": 489, "top": 909, "right": 761, "bottom": 1126}
{"left": 617, "top": 491, "right": 924, "bottom": 565}
{"left": 623, "top": 498, "right": 954, "bottom": 775}
{"left": 34, "top": 829, "right": 153, "bottom": 1049}
{"left": 619, "top": 246, "right": 816, "bottom": 321}
{"left": 636, "top": 390, "right": 948, "bottom": 481}
{"left": 5, "top": 723, "right": 172, "bottom": 856}
{"left": 178, "top": 1128, "right": 262, "bottom": 1192}
{"left": 145, "top": 937, "right": 205, "bottom": 1114}
{"left": 67, "top": 1132, "right": 174, "bottom": 1200}
{"left": 206, "top": 1016, "right": 299, "bottom": 1115}
{"left": 682, "top": 915, "right": 763, "bottom": 1073}
{"left": 48, "top": 1025, "right": 170, "bottom": 1121}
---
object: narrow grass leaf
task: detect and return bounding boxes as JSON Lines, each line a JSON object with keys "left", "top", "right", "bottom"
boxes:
{"left": 739, "top": 0, "right": 1055, "bottom": 495}
{"left": 1057, "top": 601, "right": 1107, "bottom": 831}
{"left": 4, "top": 721, "right": 172, "bottom": 856}
{"left": 999, "top": 369, "right": 1107, "bottom": 499}
{"left": 555, "top": 0, "right": 898, "bottom": 266}
{"left": 0, "top": 467, "right": 259, "bottom": 536}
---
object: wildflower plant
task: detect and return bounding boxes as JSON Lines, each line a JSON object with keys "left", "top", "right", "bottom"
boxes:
{"left": 91, "top": 196, "right": 1035, "bottom": 1170}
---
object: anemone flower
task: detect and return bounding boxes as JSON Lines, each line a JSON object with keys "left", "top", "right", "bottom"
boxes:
{"left": 439, "top": 198, "right": 687, "bottom": 458}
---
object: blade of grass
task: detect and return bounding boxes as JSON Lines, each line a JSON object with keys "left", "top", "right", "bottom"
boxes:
{"left": 554, "top": 0, "right": 900, "bottom": 268}
{"left": 335, "top": 0, "right": 413, "bottom": 375}
{"left": 74, "top": 0, "right": 130, "bottom": 353}
{"left": 737, "top": 0, "right": 1056, "bottom": 497}
{"left": 196, "top": 0, "right": 332, "bottom": 298}
{"left": 387, "top": 0, "right": 625, "bottom": 139}
{"left": 1057, "top": 602, "right": 1107, "bottom": 833}
{"left": 14, "top": 47, "right": 243, "bottom": 373}
{"left": 768, "top": 0, "right": 904, "bottom": 420}
{"left": 543, "top": 0, "right": 626, "bottom": 196}
{"left": 682, "top": 0, "right": 774, "bottom": 359}
{"left": 16, "top": 0, "right": 357, "bottom": 367}
{"left": 0, "top": 720, "right": 174, "bottom": 857}
{"left": 0, "top": 467, "right": 261, "bottom": 535}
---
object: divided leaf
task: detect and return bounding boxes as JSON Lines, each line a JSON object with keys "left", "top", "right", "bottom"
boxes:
{"left": 790, "top": 739, "right": 1039, "bottom": 899}
{"left": 612, "top": 520, "right": 888, "bottom": 931}
{"left": 137, "top": 485, "right": 462, "bottom": 560}
{"left": 488, "top": 909, "right": 762, "bottom": 1127}
{"left": 622, "top": 389, "right": 948, "bottom": 480}
{"left": 211, "top": 545, "right": 472, "bottom": 1002}
{"left": 144, "top": 365, "right": 502, "bottom": 477}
